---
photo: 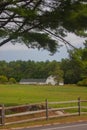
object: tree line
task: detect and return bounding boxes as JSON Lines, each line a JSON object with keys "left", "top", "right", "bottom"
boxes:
{"left": 0, "top": 60, "right": 63, "bottom": 83}
{"left": 0, "top": 42, "right": 87, "bottom": 85}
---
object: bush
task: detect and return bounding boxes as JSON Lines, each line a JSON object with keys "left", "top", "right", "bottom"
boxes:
{"left": 9, "top": 78, "right": 16, "bottom": 84}
{"left": 0, "top": 75, "right": 8, "bottom": 84}
{"left": 77, "top": 78, "right": 87, "bottom": 86}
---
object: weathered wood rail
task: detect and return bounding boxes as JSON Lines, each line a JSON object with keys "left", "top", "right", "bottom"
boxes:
{"left": 0, "top": 97, "right": 87, "bottom": 126}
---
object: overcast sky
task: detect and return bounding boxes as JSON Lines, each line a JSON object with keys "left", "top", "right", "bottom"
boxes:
{"left": 0, "top": 33, "right": 86, "bottom": 62}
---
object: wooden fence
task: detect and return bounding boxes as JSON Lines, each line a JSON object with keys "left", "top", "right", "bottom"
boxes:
{"left": 0, "top": 97, "right": 87, "bottom": 126}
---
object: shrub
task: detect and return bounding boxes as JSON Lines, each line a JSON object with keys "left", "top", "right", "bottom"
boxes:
{"left": 77, "top": 78, "right": 87, "bottom": 86}
{"left": 9, "top": 78, "right": 16, "bottom": 84}
{"left": 0, "top": 75, "right": 8, "bottom": 84}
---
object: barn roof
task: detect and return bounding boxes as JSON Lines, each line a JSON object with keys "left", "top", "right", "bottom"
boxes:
{"left": 20, "top": 79, "right": 46, "bottom": 83}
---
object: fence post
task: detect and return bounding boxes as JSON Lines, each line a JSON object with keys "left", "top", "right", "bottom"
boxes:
{"left": 78, "top": 97, "right": 81, "bottom": 116}
{"left": 1, "top": 104, "right": 5, "bottom": 126}
{"left": 45, "top": 99, "right": 48, "bottom": 120}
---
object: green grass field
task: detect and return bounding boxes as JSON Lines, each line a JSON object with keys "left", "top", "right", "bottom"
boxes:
{"left": 0, "top": 84, "right": 87, "bottom": 106}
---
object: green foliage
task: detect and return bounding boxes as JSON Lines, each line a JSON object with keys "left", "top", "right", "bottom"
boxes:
{"left": 64, "top": 3, "right": 87, "bottom": 32}
{"left": 0, "top": 29, "right": 8, "bottom": 38}
{"left": 9, "top": 78, "right": 16, "bottom": 84}
{"left": 0, "top": 60, "right": 63, "bottom": 82}
{"left": 48, "top": 61, "right": 64, "bottom": 84}
{"left": 0, "top": 75, "right": 16, "bottom": 84}
{"left": 77, "top": 78, "right": 87, "bottom": 86}
{"left": 0, "top": 75, "right": 8, "bottom": 84}
{"left": 21, "top": 32, "right": 58, "bottom": 53}
{"left": 0, "top": 0, "right": 87, "bottom": 52}
{"left": 61, "top": 43, "right": 87, "bottom": 84}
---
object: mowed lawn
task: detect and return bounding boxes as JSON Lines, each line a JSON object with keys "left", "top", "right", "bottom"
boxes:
{"left": 0, "top": 84, "right": 87, "bottom": 106}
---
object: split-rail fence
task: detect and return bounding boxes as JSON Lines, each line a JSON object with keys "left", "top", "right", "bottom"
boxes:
{"left": 0, "top": 97, "right": 87, "bottom": 126}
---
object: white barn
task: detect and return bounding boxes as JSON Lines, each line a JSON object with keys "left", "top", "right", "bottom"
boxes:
{"left": 20, "top": 76, "right": 64, "bottom": 86}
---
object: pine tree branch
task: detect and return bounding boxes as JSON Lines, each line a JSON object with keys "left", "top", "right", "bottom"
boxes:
{"left": 44, "top": 29, "right": 77, "bottom": 49}
{"left": 0, "top": 37, "right": 12, "bottom": 47}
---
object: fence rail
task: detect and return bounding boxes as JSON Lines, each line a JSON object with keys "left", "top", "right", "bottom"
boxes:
{"left": 49, "top": 100, "right": 78, "bottom": 104}
{"left": 0, "top": 97, "right": 87, "bottom": 126}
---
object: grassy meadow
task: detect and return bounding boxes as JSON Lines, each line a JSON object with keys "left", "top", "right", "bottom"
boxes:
{"left": 0, "top": 84, "right": 87, "bottom": 106}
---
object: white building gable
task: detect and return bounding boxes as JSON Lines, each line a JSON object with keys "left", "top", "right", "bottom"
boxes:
{"left": 46, "top": 76, "right": 57, "bottom": 85}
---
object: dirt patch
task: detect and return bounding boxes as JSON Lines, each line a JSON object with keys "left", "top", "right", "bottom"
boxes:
{"left": 5, "top": 105, "right": 66, "bottom": 124}
{"left": 6, "top": 104, "right": 46, "bottom": 114}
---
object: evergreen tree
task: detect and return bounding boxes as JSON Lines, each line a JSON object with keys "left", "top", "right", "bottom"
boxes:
{"left": 0, "top": 0, "right": 87, "bottom": 54}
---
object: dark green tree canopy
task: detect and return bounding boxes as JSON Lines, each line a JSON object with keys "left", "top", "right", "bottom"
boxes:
{"left": 61, "top": 41, "right": 87, "bottom": 84}
{"left": 0, "top": 0, "right": 87, "bottom": 54}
